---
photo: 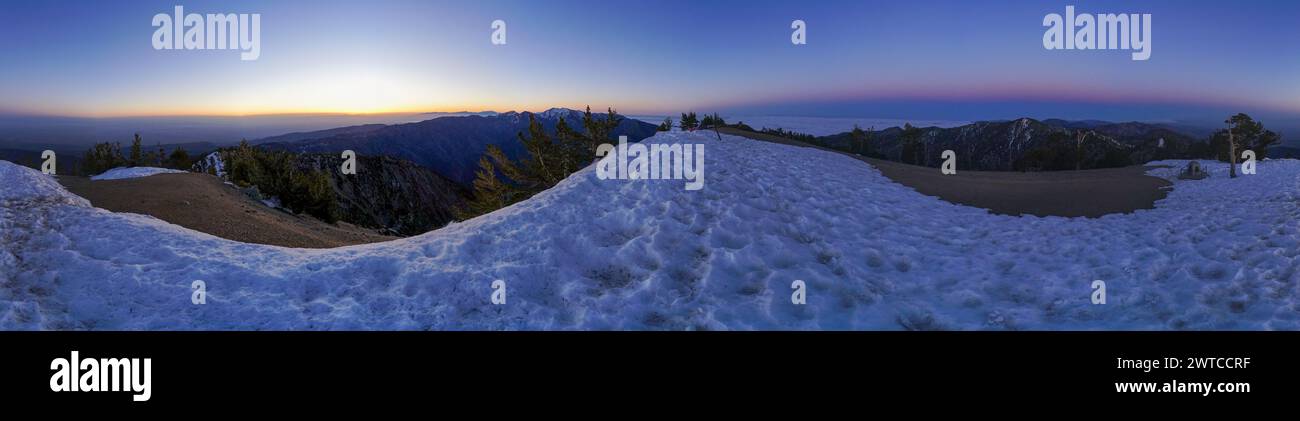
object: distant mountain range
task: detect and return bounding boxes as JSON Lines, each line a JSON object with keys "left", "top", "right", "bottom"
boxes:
{"left": 254, "top": 125, "right": 389, "bottom": 145}
{"left": 0, "top": 113, "right": 442, "bottom": 147}
{"left": 1271, "top": 146, "right": 1300, "bottom": 159}
{"left": 1039, "top": 118, "right": 1220, "bottom": 139}
{"left": 1041, "top": 118, "right": 1295, "bottom": 160}
{"left": 1, "top": 141, "right": 223, "bottom": 176}
{"left": 259, "top": 108, "right": 659, "bottom": 185}
{"left": 818, "top": 118, "right": 1209, "bottom": 171}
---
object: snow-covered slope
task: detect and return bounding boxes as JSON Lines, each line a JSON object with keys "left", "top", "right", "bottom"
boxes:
{"left": 90, "top": 167, "right": 186, "bottom": 180}
{"left": 0, "top": 165, "right": 86, "bottom": 207}
{"left": 1, "top": 131, "right": 1298, "bottom": 330}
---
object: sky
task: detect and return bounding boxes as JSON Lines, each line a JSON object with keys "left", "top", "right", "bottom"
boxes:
{"left": 1, "top": 0, "right": 1299, "bottom": 127}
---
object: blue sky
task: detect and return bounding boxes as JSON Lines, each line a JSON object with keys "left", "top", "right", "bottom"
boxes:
{"left": 1, "top": 0, "right": 1298, "bottom": 128}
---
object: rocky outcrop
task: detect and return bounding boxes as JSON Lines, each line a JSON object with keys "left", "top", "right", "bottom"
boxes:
{"left": 294, "top": 154, "right": 470, "bottom": 236}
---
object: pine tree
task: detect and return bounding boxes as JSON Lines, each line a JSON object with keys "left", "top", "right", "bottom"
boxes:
{"left": 517, "top": 113, "right": 564, "bottom": 186}
{"left": 129, "top": 133, "right": 143, "bottom": 167}
{"left": 680, "top": 112, "right": 699, "bottom": 131}
{"left": 168, "top": 148, "right": 191, "bottom": 170}
{"left": 850, "top": 125, "right": 866, "bottom": 155}
{"left": 1256, "top": 130, "right": 1281, "bottom": 159}
{"left": 228, "top": 139, "right": 260, "bottom": 187}
{"left": 80, "top": 142, "right": 126, "bottom": 175}
{"left": 1227, "top": 120, "right": 1238, "bottom": 178}
{"left": 900, "top": 123, "right": 923, "bottom": 165}
{"left": 658, "top": 117, "right": 673, "bottom": 131}
{"left": 710, "top": 112, "right": 724, "bottom": 140}
{"left": 864, "top": 126, "right": 876, "bottom": 156}
{"left": 1210, "top": 113, "right": 1281, "bottom": 176}
{"left": 460, "top": 145, "right": 530, "bottom": 219}
{"left": 462, "top": 154, "right": 512, "bottom": 218}
{"left": 580, "top": 106, "right": 622, "bottom": 160}
{"left": 554, "top": 116, "right": 586, "bottom": 173}
{"left": 460, "top": 105, "right": 629, "bottom": 220}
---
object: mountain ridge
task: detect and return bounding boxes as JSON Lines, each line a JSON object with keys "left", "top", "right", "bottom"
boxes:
{"left": 817, "top": 117, "right": 1208, "bottom": 171}
{"left": 258, "top": 109, "right": 659, "bottom": 185}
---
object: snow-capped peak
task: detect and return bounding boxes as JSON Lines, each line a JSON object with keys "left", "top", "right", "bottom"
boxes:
{"left": 537, "top": 107, "right": 579, "bottom": 119}
{"left": 498, "top": 108, "right": 579, "bottom": 123}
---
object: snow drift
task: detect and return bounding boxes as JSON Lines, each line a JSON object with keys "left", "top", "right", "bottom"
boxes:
{"left": 1, "top": 131, "right": 1297, "bottom": 330}
{"left": 91, "top": 167, "right": 187, "bottom": 181}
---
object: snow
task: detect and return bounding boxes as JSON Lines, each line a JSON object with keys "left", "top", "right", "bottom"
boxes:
{"left": 1, "top": 132, "right": 1297, "bottom": 330}
{"left": 537, "top": 107, "right": 578, "bottom": 119}
{"left": 0, "top": 163, "right": 88, "bottom": 207}
{"left": 195, "top": 152, "right": 226, "bottom": 178}
{"left": 260, "top": 197, "right": 283, "bottom": 209}
{"left": 90, "top": 167, "right": 186, "bottom": 181}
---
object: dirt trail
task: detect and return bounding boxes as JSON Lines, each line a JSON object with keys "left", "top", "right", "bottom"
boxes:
{"left": 59, "top": 173, "right": 396, "bottom": 248}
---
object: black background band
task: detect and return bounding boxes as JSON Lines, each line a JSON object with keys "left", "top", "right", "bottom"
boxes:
{"left": 2, "top": 331, "right": 1294, "bottom": 409}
